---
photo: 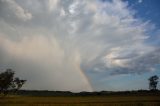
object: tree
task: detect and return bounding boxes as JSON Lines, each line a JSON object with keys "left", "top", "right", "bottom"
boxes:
{"left": 13, "top": 77, "right": 26, "bottom": 92}
{"left": 0, "top": 69, "right": 26, "bottom": 95}
{"left": 148, "top": 75, "right": 159, "bottom": 90}
{"left": 0, "top": 69, "right": 15, "bottom": 94}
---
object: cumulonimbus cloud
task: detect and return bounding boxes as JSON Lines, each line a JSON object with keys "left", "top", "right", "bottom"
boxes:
{"left": 0, "top": 0, "right": 159, "bottom": 91}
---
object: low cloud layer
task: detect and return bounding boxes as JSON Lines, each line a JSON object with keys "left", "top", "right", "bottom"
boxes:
{"left": 0, "top": 0, "right": 159, "bottom": 91}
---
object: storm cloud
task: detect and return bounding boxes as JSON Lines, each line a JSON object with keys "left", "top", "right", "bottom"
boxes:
{"left": 0, "top": 0, "right": 159, "bottom": 92}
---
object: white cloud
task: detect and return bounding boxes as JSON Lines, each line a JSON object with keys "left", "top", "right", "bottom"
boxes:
{"left": 138, "top": 0, "right": 143, "bottom": 3}
{"left": 69, "top": 1, "right": 79, "bottom": 14}
{"left": 48, "top": 0, "right": 59, "bottom": 12}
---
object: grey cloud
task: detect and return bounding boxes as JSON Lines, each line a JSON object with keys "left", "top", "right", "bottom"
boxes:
{"left": 88, "top": 48, "right": 160, "bottom": 76}
{"left": 0, "top": 0, "right": 32, "bottom": 21}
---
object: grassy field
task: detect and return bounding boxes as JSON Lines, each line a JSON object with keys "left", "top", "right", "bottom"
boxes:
{"left": 0, "top": 95, "right": 160, "bottom": 106}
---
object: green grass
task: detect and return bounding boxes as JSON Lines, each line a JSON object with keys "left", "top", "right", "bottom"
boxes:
{"left": 0, "top": 95, "right": 160, "bottom": 106}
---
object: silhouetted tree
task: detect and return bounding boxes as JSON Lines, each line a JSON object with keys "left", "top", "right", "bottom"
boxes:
{"left": 148, "top": 75, "right": 159, "bottom": 90}
{"left": 0, "top": 69, "right": 14, "bottom": 94}
{"left": 0, "top": 69, "right": 26, "bottom": 95}
{"left": 13, "top": 77, "right": 26, "bottom": 92}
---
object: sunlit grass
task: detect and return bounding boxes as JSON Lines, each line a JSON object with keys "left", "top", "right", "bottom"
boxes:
{"left": 0, "top": 95, "right": 160, "bottom": 106}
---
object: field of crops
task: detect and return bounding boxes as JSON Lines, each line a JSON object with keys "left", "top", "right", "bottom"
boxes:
{"left": 0, "top": 95, "right": 160, "bottom": 106}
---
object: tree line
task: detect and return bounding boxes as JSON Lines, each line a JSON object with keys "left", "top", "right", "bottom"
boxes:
{"left": 0, "top": 68, "right": 159, "bottom": 96}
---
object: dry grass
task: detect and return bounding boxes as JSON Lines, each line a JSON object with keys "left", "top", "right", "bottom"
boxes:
{"left": 0, "top": 95, "right": 160, "bottom": 106}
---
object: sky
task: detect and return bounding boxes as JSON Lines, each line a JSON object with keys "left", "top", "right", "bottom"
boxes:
{"left": 0, "top": 0, "right": 160, "bottom": 92}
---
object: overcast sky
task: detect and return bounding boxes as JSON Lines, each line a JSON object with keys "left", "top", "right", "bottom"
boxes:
{"left": 0, "top": 0, "right": 160, "bottom": 92}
